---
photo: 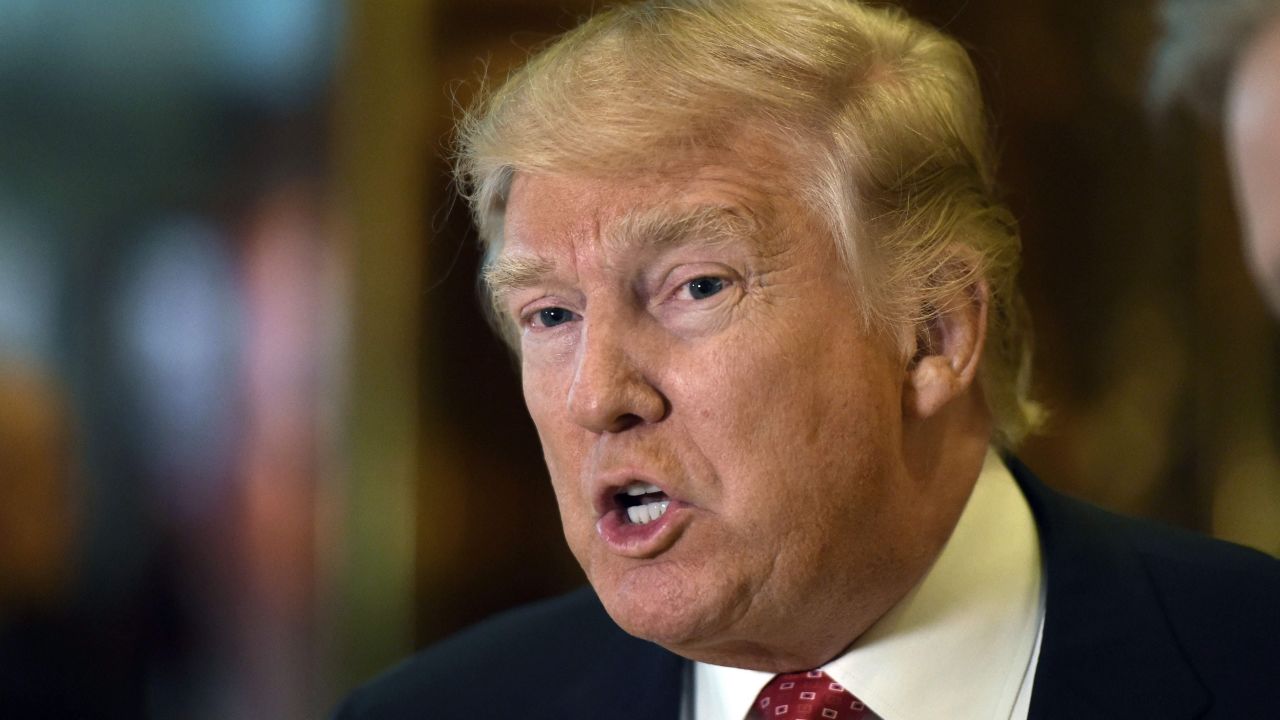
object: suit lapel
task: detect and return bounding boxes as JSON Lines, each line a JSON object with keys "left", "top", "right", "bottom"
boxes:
{"left": 1009, "top": 458, "right": 1210, "bottom": 719}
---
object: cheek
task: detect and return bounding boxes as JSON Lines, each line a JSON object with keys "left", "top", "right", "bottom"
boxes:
{"left": 521, "top": 344, "right": 576, "bottom": 431}
{"left": 1229, "top": 102, "right": 1280, "bottom": 281}
{"left": 666, "top": 318, "right": 902, "bottom": 541}
{"left": 1236, "top": 165, "right": 1280, "bottom": 264}
{"left": 689, "top": 313, "right": 896, "bottom": 435}
{"left": 521, "top": 360, "right": 583, "bottom": 495}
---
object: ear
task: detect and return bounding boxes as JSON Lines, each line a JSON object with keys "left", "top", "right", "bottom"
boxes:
{"left": 903, "top": 269, "right": 989, "bottom": 421}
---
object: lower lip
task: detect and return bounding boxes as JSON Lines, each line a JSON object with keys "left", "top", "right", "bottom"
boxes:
{"left": 596, "top": 502, "right": 689, "bottom": 557}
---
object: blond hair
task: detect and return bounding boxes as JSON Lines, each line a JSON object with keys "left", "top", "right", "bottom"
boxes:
{"left": 456, "top": 0, "right": 1044, "bottom": 446}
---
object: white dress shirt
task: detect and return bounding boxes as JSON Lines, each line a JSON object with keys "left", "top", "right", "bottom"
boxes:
{"left": 683, "top": 449, "right": 1045, "bottom": 720}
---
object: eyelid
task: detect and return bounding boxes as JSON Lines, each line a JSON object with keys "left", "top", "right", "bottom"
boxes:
{"left": 518, "top": 300, "right": 579, "bottom": 330}
{"left": 507, "top": 282, "right": 583, "bottom": 321}
{"left": 664, "top": 266, "right": 737, "bottom": 301}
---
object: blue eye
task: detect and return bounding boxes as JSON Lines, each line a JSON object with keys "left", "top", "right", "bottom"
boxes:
{"left": 537, "top": 307, "right": 575, "bottom": 327}
{"left": 686, "top": 277, "right": 725, "bottom": 300}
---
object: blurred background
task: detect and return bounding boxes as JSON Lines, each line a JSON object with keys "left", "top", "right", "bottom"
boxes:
{"left": 0, "top": 0, "right": 1276, "bottom": 717}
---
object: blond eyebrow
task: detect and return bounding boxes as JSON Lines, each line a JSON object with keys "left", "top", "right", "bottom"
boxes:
{"left": 482, "top": 254, "right": 556, "bottom": 302}
{"left": 483, "top": 204, "right": 760, "bottom": 306}
{"left": 608, "top": 204, "right": 760, "bottom": 257}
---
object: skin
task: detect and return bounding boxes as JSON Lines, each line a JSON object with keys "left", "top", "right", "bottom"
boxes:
{"left": 492, "top": 143, "right": 994, "bottom": 671}
{"left": 1226, "top": 14, "right": 1280, "bottom": 317}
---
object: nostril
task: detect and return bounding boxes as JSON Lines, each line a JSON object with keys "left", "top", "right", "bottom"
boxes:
{"left": 606, "top": 413, "right": 644, "bottom": 433}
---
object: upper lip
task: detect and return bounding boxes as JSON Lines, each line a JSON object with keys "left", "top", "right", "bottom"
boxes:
{"left": 591, "top": 469, "right": 672, "bottom": 517}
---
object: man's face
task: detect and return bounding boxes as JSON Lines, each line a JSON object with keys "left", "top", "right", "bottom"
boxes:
{"left": 494, "top": 154, "right": 945, "bottom": 669}
{"left": 1227, "top": 15, "right": 1280, "bottom": 317}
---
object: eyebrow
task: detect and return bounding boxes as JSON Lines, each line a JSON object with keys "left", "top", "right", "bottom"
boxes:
{"left": 482, "top": 254, "right": 557, "bottom": 301}
{"left": 609, "top": 204, "right": 759, "bottom": 257}
{"left": 483, "top": 204, "right": 759, "bottom": 305}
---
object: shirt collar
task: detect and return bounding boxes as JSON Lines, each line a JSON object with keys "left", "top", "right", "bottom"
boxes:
{"left": 693, "top": 449, "right": 1043, "bottom": 720}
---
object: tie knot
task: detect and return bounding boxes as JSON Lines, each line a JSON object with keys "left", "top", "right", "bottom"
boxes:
{"left": 750, "top": 670, "right": 874, "bottom": 720}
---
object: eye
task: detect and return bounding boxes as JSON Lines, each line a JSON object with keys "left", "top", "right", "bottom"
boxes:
{"left": 532, "top": 307, "right": 577, "bottom": 328}
{"left": 685, "top": 276, "right": 725, "bottom": 300}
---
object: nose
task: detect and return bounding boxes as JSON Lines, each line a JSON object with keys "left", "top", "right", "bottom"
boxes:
{"left": 567, "top": 319, "right": 667, "bottom": 434}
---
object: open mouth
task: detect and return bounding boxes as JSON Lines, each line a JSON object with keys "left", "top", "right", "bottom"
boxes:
{"left": 614, "top": 481, "right": 671, "bottom": 525}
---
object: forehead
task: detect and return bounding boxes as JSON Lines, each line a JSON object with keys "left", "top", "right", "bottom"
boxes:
{"left": 500, "top": 162, "right": 793, "bottom": 260}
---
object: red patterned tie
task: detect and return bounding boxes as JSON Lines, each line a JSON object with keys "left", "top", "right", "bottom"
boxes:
{"left": 749, "top": 670, "right": 875, "bottom": 719}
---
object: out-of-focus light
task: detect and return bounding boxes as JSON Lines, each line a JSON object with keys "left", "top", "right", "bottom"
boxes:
{"left": 197, "top": 0, "right": 341, "bottom": 107}
{"left": 0, "top": 0, "right": 341, "bottom": 107}
{"left": 115, "top": 217, "right": 242, "bottom": 522}
{"left": 0, "top": 205, "right": 57, "bottom": 364}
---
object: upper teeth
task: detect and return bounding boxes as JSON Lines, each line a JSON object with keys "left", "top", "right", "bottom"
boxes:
{"left": 625, "top": 482, "right": 662, "bottom": 496}
{"left": 627, "top": 501, "right": 670, "bottom": 525}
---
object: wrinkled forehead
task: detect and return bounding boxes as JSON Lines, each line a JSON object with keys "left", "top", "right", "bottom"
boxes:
{"left": 479, "top": 118, "right": 814, "bottom": 249}
{"left": 492, "top": 166, "right": 813, "bottom": 288}
{"left": 514, "top": 166, "right": 773, "bottom": 233}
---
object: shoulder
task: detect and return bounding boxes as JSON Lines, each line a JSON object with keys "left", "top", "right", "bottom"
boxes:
{"left": 1009, "top": 453, "right": 1279, "bottom": 601}
{"left": 1031, "top": 461, "right": 1280, "bottom": 609}
{"left": 331, "top": 587, "right": 682, "bottom": 720}
{"left": 1114, "top": 505, "right": 1280, "bottom": 686}
{"left": 1089, "top": 489, "right": 1279, "bottom": 644}
{"left": 1009, "top": 455, "right": 1280, "bottom": 715}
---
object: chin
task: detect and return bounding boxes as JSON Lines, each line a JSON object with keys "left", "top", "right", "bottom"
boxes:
{"left": 591, "top": 560, "right": 747, "bottom": 654}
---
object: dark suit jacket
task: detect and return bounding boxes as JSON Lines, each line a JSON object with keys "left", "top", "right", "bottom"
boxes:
{"left": 334, "top": 460, "right": 1280, "bottom": 719}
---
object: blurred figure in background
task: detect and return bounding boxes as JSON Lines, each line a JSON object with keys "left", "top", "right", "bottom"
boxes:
{"left": 1153, "top": 0, "right": 1280, "bottom": 316}
{"left": 0, "top": 1, "right": 345, "bottom": 717}
{"left": 1151, "top": 1, "right": 1280, "bottom": 563}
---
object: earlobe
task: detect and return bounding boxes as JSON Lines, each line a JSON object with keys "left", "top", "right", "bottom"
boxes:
{"left": 903, "top": 277, "right": 989, "bottom": 420}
